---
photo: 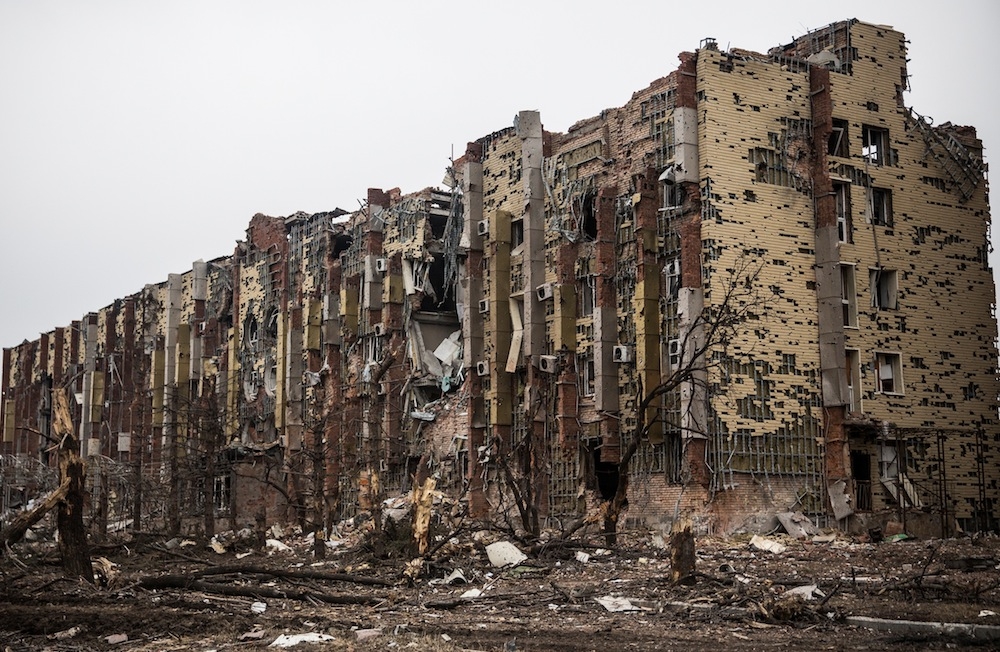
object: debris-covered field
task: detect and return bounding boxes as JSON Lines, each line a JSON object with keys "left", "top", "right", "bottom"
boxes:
{"left": 2, "top": 519, "right": 1000, "bottom": 651}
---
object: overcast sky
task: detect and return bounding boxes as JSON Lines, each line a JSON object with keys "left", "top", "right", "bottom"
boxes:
{"left": 1, "top": 0, "right": 997, "bottom": 350}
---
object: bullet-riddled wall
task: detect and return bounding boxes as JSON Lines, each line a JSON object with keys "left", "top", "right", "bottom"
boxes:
{"left": 2, "top": 19, "right": 998, "bottom": 535}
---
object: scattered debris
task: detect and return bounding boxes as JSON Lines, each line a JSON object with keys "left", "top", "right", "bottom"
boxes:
{"left": 104, "top": 633, "right": 128, "bottom": 644}
{"left": 251, "top": 601, "right": 267, "bottom": 614}
{"left": 354, "top": 628, "right": 382, "bottom": 642}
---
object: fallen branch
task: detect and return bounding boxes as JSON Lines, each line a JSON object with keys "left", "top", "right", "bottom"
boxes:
{"left": 148, "top": 544, "right": 220, "bottom": 567}
{"left": 191, "top": 564, "right": 394, "bottom": 586}
{"left": 138, "top": 575, "right": 382, "bottom": 605}
{"left": 0, "top": 479, "right": 70, "bottom": 549}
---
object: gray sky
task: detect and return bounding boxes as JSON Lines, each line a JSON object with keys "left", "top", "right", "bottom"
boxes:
{"left": 2, "top": 0, "right": 997, "bottom": 350}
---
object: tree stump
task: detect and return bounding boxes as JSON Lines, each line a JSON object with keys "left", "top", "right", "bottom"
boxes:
{"left": 670, "top": 519, "right": 696, "bottom": 585}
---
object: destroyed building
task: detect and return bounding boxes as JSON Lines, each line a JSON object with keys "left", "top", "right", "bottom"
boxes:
{"left": 3, "top": 19, "right": 998, "bottom": 537}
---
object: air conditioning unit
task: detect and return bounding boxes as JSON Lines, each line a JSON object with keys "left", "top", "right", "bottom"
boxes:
{"left": 476, "top": 361, "right": 490, "bottom": 377}
{"left": 373, "top": 323, "right": 386, "bottom": 337}
{"left": 375, "top": 257, "right": 388, "bottom": 273}
{"left": 613, "top": 345, "right": 633, "bottom": 363}
{"left": 536, "top": 283, "right": 554, "bottom": 301}
{"left": 668, "top": 338, "right": 681, "bottom": 366}
{"left": 477, "top": 219, "right": 489, "bottom": 237}
{"left": 539, "top": 355, "right": 558, "bottom": 374}
{"left": 478, "top": 299, "right": 490, "bottom": 314}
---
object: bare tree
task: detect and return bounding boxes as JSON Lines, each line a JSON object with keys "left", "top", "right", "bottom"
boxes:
{"left": 604, "top": 256, "right": 771, "bottom": 544}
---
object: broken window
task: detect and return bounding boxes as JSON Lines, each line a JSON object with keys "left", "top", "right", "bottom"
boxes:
{"left": 578, "top": 349, "right": 595, "bottom": 397}
{"left": 214, "top": 472, "right": 231, "bottom": 514}
{"left": 870, "top": 187, "right": 893, "bottom": 227}
{"left": 834, "top": 182, "right": 852, "bottom": 243}
{"left": 869, "top": 268, "right": 898, "bottom": 310}
{"left": 878, "top": 443, "right": 922, "bottom": 507}
{"left": 511, "top": 217, "right": 524, "bottom": 249}
{"left": 875, "top": 352, "right": 903, "bottom": 394}
{"left": 862, "top": 125, "right": 889, "bottom": 165}
{"left": 841, "top": 264, "right": 858, "bottom": 328}
{"left": 829, "top": 118, "right": 849, "bottom": 158}
{"left": 578, "top": 274, "right": 596, "bottom": 318}
{"left": 750, "top": 147, "right": 791, "bottom": 187}
{"left": 845, "top": 348, "right": 862, "bottom": 413}
{"left": 243, "top": 314, "right": 259, "bottom": 349}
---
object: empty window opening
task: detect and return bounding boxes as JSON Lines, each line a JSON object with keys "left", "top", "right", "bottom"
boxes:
{"left": 592, "top": 447, "right": 619, "bottom": 500}
{"left": 876, "top": 352, "right": 903, "bottom": 394}
{"left": 829, "top": 118, "right": 849, "bottom": 157}
{"left": 862, "top": 125, "right": 889, "bottom": 165}
{"left": 581, "top": 192, "right": 598, "bottom": 240}
{"left": 841, "top": 264, "right": 858, "bottom": 328}
{"left": 834, "top": 182, "right": 852, "bottom": 243}
{"left": 870, "top": 268, "right": 898, "bottom": 309}
{"left": 870, "top": 187, "right": 893, "bottom": 227}
{"left": 850, "top": 450, "right": 873, "bottom": 511}
{"left": 419, "top": 254, "right": 456, "bottom": 312}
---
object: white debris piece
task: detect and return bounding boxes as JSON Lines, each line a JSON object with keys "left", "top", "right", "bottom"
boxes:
{"left": 595, "top": 596, "right": 641, "bottom": 612}
{"left": 266, "top": 538, "right": 293, "bottom": 553}
{"left": 782, "top": 584, "right": 824, "bottom": 600}
{"left": 460, "top": 588, "right": 483, "bottom": 599}
{"left": 749, "top": 534, "right": 787, "bottom": 554}
{"left": 269, "top": 632, "right": 336, "bottom": 647}
{"left": 485, "top": 541, "right": 528, "bottom": 567}
{"left": 251, "top": 601, "right": 267, "bottom": 614}
{"left": 48, "top": 626, "right": 82, "bottom": 640}
{"left": 575, "top": 551, "right": 590, "bottom": 564}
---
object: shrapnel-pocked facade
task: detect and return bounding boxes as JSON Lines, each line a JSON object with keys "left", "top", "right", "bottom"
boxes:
{"left": 3, "top": 19, "right": 998, "bottom": 537}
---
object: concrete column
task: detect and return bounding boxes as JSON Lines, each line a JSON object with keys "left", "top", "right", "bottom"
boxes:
{"left": 517, "top": 110, "right": 545, "bottom": 361}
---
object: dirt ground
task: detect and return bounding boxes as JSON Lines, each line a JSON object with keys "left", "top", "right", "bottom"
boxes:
{"left": 2, "top": 522, "right": 999, "bottom": 651}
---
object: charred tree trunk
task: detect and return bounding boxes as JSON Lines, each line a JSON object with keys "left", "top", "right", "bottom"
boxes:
{"left": 52, "top": 391, "right": 94, "bottom": 583}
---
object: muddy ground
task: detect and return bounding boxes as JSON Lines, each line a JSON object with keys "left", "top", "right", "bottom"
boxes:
{"left": 2, "top": 523, "right": 999, "bottom": 651}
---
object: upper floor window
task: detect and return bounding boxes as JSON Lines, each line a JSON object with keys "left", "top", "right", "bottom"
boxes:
{"left": 862, "top": 125, "right": 890, "bottom": 165}
{"left": 870, "top": 268, "right": 898, "bottom": 310}
{"left": 829, "top": 118, "right": 849, "bottom": 158}
{"left": 841, "top": 264, "right": 858, "bottom": 328}
{"left": 875, "top": 352, "right": 903, "bottom": 394}
{"left": 870, "top": 187, "right": 893, "bottom": 227}
{"left": 834, "top": 182, "right": 852, "bottom": 243}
